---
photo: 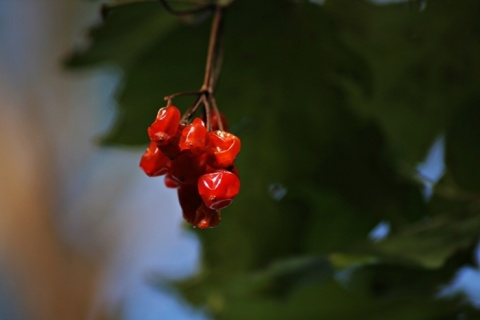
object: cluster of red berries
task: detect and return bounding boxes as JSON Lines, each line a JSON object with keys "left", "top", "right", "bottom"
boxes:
{"left": 139, "top": 105, "right": 241, "bottom": 229}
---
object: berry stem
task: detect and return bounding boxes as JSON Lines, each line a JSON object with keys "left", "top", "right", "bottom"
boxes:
{"left": 181, "top": 94, "right": 207, "bottom": 124}
{"left": 209, "top": 94, "right": 224, "bottom": 131}
{"left": 201, "top": 6, "right": 225, "bottom": 93}
{"left": 164, "top": 90, "right": 203, "bottom": 103}
{"left": 160, "top": 2, "right": 228, "bottom": 131}
{"left": 203, "top": 95, "right": 212, "bottom": 131}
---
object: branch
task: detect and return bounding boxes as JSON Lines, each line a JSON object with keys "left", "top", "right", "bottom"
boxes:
{"left": 201, "top": 5, "right": 225, "bottom": 92}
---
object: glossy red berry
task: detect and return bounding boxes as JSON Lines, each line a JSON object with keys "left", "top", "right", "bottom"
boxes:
{"left": 206, "top": 130, "right": 241, "bottom": 168}
{"left": 179, "top": 118, "right": 207, "bottom": 155}
{"left": 198, "top": 169, "right": 240, "bottom": 210}
{"left": 139, "top": 141, "right": 171, "bottom": 177}
{"left": 178, "top": 183, "right": 203, "bottom": 225}
{"left": 148, "top": 105, "right": 181, "bottom": 146}
{"left": 141, "top": 102, "right": 241, "bottom": 228}
{"left": 195, "top": 203, "right": 221, "bottom": 229}
{"left": 164, "top": 172, "right": 181, "bottom": 188}
{"left": 158, "top": 124, "right": 185, "bottom": 160}
{"left": 177, "top": 183, "right": 220, "bottom": 228}
{"left": 170, "top": 152, "right": 206, "bottom": 185}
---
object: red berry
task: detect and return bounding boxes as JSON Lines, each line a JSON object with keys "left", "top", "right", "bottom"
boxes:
{"left": 139, "top": 141, "right": 171, "bottom": 177}
{"left": 158, "top": 124, "right": 185, "bottom": 160}
{"left": 206, "top": 130, "right": 241, "bottom": 168}
{"left": 164, "top": 172, "right": 181, "bottom": 188}
{"left": 141, "top": 101, "right": 241, "bottom": 228}
{"left": 178, "top": 183, "right": 202, "bottom": 225}
{"left": 177, "top": 184, "right": 220, "bottom": 228}
{"left": 170, "top": 152, "right": 206, "bottom": 185}
{"left": 194, "top": 203, "right": 221, "bottom": 229}
{"left": 148, "top": 105, "right": 181, "bottom": 146}
{"left": 179, "top": 118, "right": 207, "bottom": 155}
{"left": 197, "top": 169, "right": 240, "bottom": 210}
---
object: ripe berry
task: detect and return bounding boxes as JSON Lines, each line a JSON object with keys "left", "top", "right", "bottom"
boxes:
{"left": 158, "top": 124, "right": 185, "bottom": 160}
{"left": 148, "top": 105, "right": 181, "bottom": 146}
{"left": 141, "top": 101, "right": 241, "bottom": 228}
{"left": 139, "top": 141, "right": 171, "bottom": 177}
{"left": 170, "top": 152, "right": 206, "bottom": 185}
{"left": 198, "top": 169, "right": 240, "bottom": 210}
{"left": 179, "top": 118, "right": 207, "bottom": 155}
{"left": 206, "top": 130, "right": 241, "bottom": 168}
{"left": 195, "top": 203, "right": 221, "bottom": 229}
{"left": 177, "top": 183, "right": 220, "bottom": 228}
{"left": 178, "top": 183, "right": 202, "bottom": 225}
{"left": 164, "top": 172, "right": 181, "bottom": 188}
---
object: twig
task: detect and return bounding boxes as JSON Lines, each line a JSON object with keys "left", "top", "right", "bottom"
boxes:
{"left": 201, "top": 6, "right": 225, "bottom": 92}
{"left": 161, "top": 3, "right": 227, "bottom": 129}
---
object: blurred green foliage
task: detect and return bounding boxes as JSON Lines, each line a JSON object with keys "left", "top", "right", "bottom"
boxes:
{"left": 66, "top": 0, "right": 480, "bottom": 318}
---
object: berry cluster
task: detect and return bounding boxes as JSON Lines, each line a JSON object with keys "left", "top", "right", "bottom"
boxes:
{"left": 140, "top": 105, "right": 241, "bottom": 229}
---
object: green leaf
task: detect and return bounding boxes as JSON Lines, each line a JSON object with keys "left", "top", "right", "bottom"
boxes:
{"left": 331, "top": 0, "right": 480, "bottom": 165}
{"left": 446, "top": 103, "right": 480, "bottom": 193}
{"left": 329, "top": 253, "right": 378, "bottom": 270}
{"left": 67, "top": 2, "right": 178, "bottom": 70}
{"left": 176, "top": 256, "right": 333, "bottom": 304}
{"left": 67, "top": 2, "right": 211, "bottom": 145}
{"left": 67, "top": 0, "right": 480, "bottom": 318}
{"left": 211, "top": 279, "right": 480, "bottom": 320}
{"left": 355, "top": 212, "right": 480, "bottom": 269}
{"left": 240, "top": 256, "right": 333, "bottom": 298}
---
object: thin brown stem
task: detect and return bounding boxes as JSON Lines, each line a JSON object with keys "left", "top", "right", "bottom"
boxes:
{"left": 201, "top": 6, "right": 224, "bottom": 92}
{"left": 203, "top": 95, "right": 212, "bottom": 131}
{"left": 161, "top": 3, "right": 228, "bottom": 130}
{"left": 209, "top": 95, "right": 224, "bottom": 131}
{"left": 164, "top": 90, "right": 203, "bottom": 102}
{"left": 209, "top": 39, "right": 224, "bottom": 92}
{"left": 209, "top": 6, "right": 225, "bottom": 92}
{"left": 180, "top": 94, "right": 206, "bottom": 124}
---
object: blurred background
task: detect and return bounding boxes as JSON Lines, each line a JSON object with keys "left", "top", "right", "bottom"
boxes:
{"left": 1, "top": 0, "right": 480, "bottom": 319}
{"left": 0, "top": 1, "right": 204, "bottom": 319}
